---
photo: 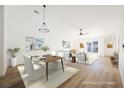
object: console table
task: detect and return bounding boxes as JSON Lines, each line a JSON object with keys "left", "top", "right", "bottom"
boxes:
{"left": 111, "top": 56, "right": 118, "bottom": 68}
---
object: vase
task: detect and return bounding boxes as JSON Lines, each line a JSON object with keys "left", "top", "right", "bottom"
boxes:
{"left": 11, "top": 58, "right": 17, "bottom": 67}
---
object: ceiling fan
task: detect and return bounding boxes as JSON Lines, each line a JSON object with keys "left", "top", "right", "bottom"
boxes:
{"left": 70, "top": 24, "right": 89, "bottom": 35}
{"left": 79, "top": 28, "right": 89, "bottom": 35}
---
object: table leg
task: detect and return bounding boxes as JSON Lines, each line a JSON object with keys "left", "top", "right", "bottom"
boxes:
{"left": 31, "top": 56, "right": 33, "bottom": 60}
{"left": 46, "top": 63, "right": 48, "bottom": 81}
{"left": 61, "top": 59, "right": 64, "bottom": 72}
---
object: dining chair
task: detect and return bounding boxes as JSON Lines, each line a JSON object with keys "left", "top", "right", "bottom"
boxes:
{"left": 57, "top": 51, "right": 64, "bottom": 57}
{"left": 50, "top": 51, "right": 57, "bottom": 56}
{"left": 23, "top": 55, "right": 45, "bottom": 84}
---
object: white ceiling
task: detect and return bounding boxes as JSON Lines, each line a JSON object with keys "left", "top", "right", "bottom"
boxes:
{"left": 5, "top": 5, "right": 121, "bottom": 39}
{"left": 44, "top": 5, "right": 120, "bottom": 37}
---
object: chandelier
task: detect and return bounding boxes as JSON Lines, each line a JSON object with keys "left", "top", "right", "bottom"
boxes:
{"left": 39, "top": 5, "right": 50, "bottom": 33}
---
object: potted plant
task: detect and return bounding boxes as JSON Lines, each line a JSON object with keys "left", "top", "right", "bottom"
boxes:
{"left": 41, "top": 46, "right": 49, "bottom": 52}
{"left": 8, "top": 48, "right": 20, "bottom": 67}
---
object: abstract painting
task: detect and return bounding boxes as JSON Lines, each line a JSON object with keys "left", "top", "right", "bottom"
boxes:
{"left": 62, "top": 41, "right": 71, "bottom": 48}
{"left": 25, "top": 37, "right": 44, "bottom": 51}
{"left": 93, "top": 41, "right": 98, "bottom": 53}
{"left": 80, "top": 43, "right": 84, "bottom": 48}
{"left": 107, "top": 43, "right": 113, "bottom": 48}
{"left": 87, "top": 42, "right": 92, "bottom": 52}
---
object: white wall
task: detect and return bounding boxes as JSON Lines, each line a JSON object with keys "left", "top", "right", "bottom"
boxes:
{"left": 0, "top": 6, "right": 7, "bottom": 76}
{"left": 119, "top": 6, "right": 124, "bottom": 87}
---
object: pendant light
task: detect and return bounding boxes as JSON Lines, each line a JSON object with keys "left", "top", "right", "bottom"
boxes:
{"left": 39, "top": 5, "right": 50, "bottom": 33}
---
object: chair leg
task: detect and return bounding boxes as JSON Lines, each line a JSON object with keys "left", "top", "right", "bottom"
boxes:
{"left": 27, "top": 75, "right": 33, "bottom": 87}
{"left": 61, "top": 59, "right": 64, "bottom": 72}
{"left": 46, "top": 63, "right": 48, "bottom": 81}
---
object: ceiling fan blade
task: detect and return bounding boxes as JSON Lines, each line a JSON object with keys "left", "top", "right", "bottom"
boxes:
{"left": 79, "top": 32, "right": 89, "bottom": 35}
{"left": 70, "top": 24, "right": 81, "bottom": 29}
{"left": 82, "top": 32, "right": 89, "bottom": 35}
{"left": 80, "top": 32, "right": 83, "bottom": 35}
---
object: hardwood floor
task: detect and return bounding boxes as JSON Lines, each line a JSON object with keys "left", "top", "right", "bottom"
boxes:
{"left": 58, "top": 57, "right": 122, "bottom": 88}
{"left": 0, "top": 57, "right": 122, "bottom": 88}
{"left": 0, "top": 67, "right": 25, "bottom": 88}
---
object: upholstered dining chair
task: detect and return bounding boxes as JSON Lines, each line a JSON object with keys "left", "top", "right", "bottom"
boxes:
{"left": 23, "top": 55, "right": 45, "bottom": 83}
{"left": 57, "top": 51, "right": 64, "bottom": 57}
{"left": 50, "top": 51, "right": 57, "bottom": 56}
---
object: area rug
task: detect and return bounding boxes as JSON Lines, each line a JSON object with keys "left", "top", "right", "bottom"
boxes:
{"left": 18, "top": 65, "right": 78, "bottom": 88}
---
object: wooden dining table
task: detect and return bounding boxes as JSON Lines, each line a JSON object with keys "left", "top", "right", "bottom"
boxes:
{"left": 28, "top": 53, "right": 64, "bottom": 81}
{"left": 41, "top": 55, "right": 64, "bottom": 81}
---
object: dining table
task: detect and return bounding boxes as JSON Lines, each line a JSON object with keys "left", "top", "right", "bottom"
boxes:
{"left": 41, "top": 55, "right": 64, "bottom": 81}
{"left": 30, "top": 54, "right": 64, "bottom": 81}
